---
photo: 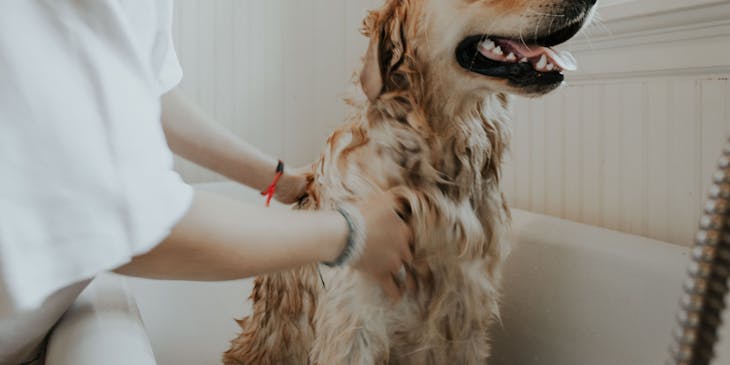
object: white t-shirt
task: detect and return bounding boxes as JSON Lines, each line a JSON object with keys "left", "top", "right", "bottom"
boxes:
{"left": 0, "top": 0, "right": 192, "bottom": 361}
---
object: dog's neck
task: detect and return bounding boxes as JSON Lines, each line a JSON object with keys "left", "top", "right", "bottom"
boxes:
{"left": 365, "top": 88, "right": 511, "bottom": 202}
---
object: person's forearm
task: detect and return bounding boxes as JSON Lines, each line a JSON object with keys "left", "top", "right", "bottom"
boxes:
{"left": 161, "top": 88, "right": 279, "bottom": 191}
{"left": 115, "top": 190, "right": 347, "bottom": 281}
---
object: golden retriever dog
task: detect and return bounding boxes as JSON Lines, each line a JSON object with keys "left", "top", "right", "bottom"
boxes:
{"left": 224, "top": 0, "right": 595, "bottom": 363}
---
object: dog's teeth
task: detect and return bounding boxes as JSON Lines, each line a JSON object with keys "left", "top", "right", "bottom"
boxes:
{"left": 536, "top": 54, "right": 547, "bottom": 70}
{"left": 482, "top": 40, "right": 496, "bottom": 50}
{"left": 520, "top": 57, "right": 528, "bottom": 63}
{"left": 493, "top": 46, "right": 503, "bottom": 55}
{"left": 506, "top": 53, "right": 516, "bottom": 61}
{"left": 547, "top": 63, "right": 554, "bottom": 71}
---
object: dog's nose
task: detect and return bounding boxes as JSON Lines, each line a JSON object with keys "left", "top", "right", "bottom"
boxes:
{"left": 584, "top": 0, "right": 597, "bottom": 5}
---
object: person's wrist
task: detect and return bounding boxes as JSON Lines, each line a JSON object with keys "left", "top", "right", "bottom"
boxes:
{"left": 259, "top": 160, "right": 284, "bottom": 206}
{"left": 258, "top": 159, "right": 281, "bottom": 187}
{"left": 274, "top": 166, "right": 310, "bottom": 204}
{"left": 322, "top": 204, "right": 367, "bottom": 267}
{"left": 319, "top": 211, "right": 349, "bottom": 263}
{"left": 277, "top": 171, "right": 295, "bottom": 191}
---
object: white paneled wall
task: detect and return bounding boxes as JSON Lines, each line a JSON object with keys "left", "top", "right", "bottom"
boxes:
{"left": 500, "top": 1, "right": 730, "bottom": 246}
{"left": 170, "top": 0, "right": 378, "bottom": 182}
{"left": 501, "top": 77, "right": 730, "bottom": 246}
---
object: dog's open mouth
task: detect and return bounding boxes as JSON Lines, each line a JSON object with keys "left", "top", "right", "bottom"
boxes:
{"left": 456, "top": 25, "right": 581, "bottom": 86}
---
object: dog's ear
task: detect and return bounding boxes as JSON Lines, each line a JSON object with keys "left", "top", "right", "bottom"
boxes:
{"left": 360, "top": 2, "right": 407, "bottom": 102}
{"left": 360, "top": 18, "right": 383, "bottom": 102}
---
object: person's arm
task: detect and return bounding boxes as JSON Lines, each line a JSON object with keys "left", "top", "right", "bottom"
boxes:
{"left": 160, "top": 88, "right": 306, "bottom": 203}
{"left": 115, "top": 190, "right": 413, "bottom": 298}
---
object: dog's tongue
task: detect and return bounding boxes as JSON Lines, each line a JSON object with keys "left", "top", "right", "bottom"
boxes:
{"left": 498, "top": 39, "right": 577, "bottom": 71}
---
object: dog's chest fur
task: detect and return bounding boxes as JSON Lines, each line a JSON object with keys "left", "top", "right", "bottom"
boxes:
{"left": 307, "top": 94, "right": 511, "bottom": 258}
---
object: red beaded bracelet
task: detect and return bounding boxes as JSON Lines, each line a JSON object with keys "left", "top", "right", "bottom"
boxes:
{"left": 261, "top": 160, "right": 284, "bottom": 207}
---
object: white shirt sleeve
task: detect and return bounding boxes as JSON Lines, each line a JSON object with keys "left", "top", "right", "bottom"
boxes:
{"left": 0, "top": 0, "right": 192, "bottom": 312}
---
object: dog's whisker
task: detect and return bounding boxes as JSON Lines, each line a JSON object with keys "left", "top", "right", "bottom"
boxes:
{"left": 526, "top": 8, "right": 566, "bottom": 17}
{"left": 591, "top": 15, "right": 612, "bottom": 37}
{"left": 547, "top": 14, "right": 556, "bottom": 38}
{"left": 577, "top": 26, "right": 596, "bottom": 50}
{"left": 517, "top": 15, "right": 531, "bottom": 50}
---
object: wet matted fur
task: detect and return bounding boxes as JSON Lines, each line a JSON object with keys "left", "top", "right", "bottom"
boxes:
{"left": 223, "top": 0, "right": 595, "bottom": 363}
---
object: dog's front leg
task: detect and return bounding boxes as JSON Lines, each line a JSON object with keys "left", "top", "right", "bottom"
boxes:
{"left": 223, "top": 266, "right": 320, "bottom": 365}
{"left": 310, "top": 270, "right": 391, "bottom": 365}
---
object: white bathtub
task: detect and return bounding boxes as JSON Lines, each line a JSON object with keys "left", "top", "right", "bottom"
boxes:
{"left": 47, "top": 182, "right": 730, "bottom": 364}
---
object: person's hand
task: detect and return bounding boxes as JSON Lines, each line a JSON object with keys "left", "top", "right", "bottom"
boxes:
{"left": 351, "top": 193, "right": 414, "bottom": 300}
{"left": 275, "top": 165, "right": 311, "bottom": 204}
